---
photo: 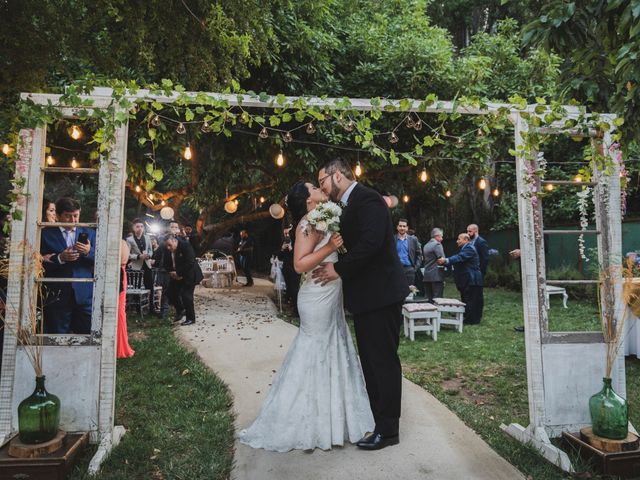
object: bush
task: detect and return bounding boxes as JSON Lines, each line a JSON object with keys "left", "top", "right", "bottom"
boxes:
{"left": 484, "top": 255, "right": 522, "bottom": 291}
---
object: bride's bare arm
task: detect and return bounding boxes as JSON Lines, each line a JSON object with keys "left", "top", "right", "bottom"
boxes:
{"left": 293, "top": 225, "right": 343, "bottom": 274}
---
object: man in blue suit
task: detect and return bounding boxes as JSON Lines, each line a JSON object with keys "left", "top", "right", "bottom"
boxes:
{"left": 438, "top": 233, "right": 483, "bottom": 324}
{"left": 467, "top": 223, "right": 489, "bottom": 319}
{"left": 40, "top": 197, "right": 96, "bottom": 334}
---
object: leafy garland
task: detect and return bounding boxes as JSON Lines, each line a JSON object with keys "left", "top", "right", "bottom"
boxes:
{"left": 1, "top": 77, "right": 627, "bottom": 221}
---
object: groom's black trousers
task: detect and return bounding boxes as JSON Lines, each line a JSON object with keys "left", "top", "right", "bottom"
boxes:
{"left": 353, "top": 302, "right": 403, "bottom": 437}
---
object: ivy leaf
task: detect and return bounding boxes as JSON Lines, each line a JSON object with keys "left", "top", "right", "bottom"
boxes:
{"left": 281, "top": 112, "right": 292, "bottom": 122}
{"left": 152, "top": 169, "right": 164, "bottom": 181}
{"left": 145, "top": 180, "right": 156, "bottom": 191}
{"left": 185, "top": 108, "right": 194, "bottom": 121}
{"left": 138, "top": 137, "right": 148, "bottom": 146}
{"left": 148, "top": 128, "right": 157, "bottom": 140}
{"left": 399, "top": 99, "right": 411, "bottom": 111}
{"left": 145, "top": 163, "right": 154, "bottom": 175}
{"left": 269, "top": 116, "right": 281, "bottom": 127}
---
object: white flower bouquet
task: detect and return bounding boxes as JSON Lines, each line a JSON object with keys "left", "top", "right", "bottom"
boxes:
{"left": 305, "top": 201, "right": 346, "bottom": 253}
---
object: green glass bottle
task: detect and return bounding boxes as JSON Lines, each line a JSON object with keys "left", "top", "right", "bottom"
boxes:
{"left": 589, "top": 377, "right": 628, "bottom": 440}
{"left": 17, "top": 376, "right": 60, "bottom": 444}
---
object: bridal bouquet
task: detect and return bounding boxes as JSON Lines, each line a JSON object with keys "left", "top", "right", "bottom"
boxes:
{"left": 305, "top": 201, "right": 346, "bottom": 253}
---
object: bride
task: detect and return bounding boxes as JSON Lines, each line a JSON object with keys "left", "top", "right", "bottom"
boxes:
{"left": 239, "top": 181, "right": 374, "bottom": 452}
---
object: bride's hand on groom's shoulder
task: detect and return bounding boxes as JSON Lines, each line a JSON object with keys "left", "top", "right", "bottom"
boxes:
{"left": 312, "top": 262, "right": 339, "bottom": 285}
{"left": 328, "top": 233, "right": 343, "bottom": 252}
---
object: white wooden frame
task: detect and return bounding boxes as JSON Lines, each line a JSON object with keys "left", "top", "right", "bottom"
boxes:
{"left": 0, "top": 88, "right": 628, "bottom": 474}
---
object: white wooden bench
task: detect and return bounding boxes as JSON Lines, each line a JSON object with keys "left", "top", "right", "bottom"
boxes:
{"left": 433, "top": 298, "right": 465, "bottom": 333}
{"left": 545, "top": 285, "right": 568, "bottom": 309}
{"left": 402, "top": 303, "right": 440, "bottom": 341}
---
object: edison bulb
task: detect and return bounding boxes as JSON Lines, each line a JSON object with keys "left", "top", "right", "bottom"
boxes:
{"left": 69, "top": 125, "right": 82, "bottom": 140}
{"left": 46, "top": 154, "right": 55, "bottom": 166}
{"left": 276, "top": 152, "right": 285, "bottom": 167}
{"left": 479, "top": 178, "right": 487, "bottom": 190}
{"left": 355, "top": 162, "right": 362, "bottom": 177}
{"left": 151, "top": 115, "right": 162, "bottom": 127}
{"left": 259, "top": 127, "right": 269, "bottom": 139}
{"left": 420, "top": 169, "right": 428, "bottom": 183}
{"left": 201, "top": 121, "right": 211, "bottom": 133}
{"left": 176, "top": 123, "right": 186, "bottom": 135}
{"left": 259, "top": 196, "right": 265, "bottom": 204}
{"left": 402, "top": 194, "right": 409, "bottom": 203}
{"left": 1, "top": 144, "right": 10, "bottom": 155}
{"left": 492, "top": 188, "right": 500, "bottom": 197}
{"left": 161, "top": 200, "right": 166, "bottom": 206}
{"left": 183, "top": 144, "right": 192, "bottom": 160}
{"left": 574, "top": 175, "right": 582, "bottom": 183}
{"left": 413, "top": 119, "right": 423, "bottom": 131}
{"left": 389, "top": 132, "right": 399, "bottom": 144}
{"left": 445, "top": 190, "right": 452, "bottom": 198}
{"left": 545, "top": 183, "right": 554, "bottom": 192}
{"left": 283, "top": 132, "right": 293, "bottom": 143}
{"left": 70, "top": 157, "right": 79, "bottom": 169}
{"left": 306, "top": 122, "right": 316, "bottom": 134}
{"left": 135, "top": 185, "right": 142, "bottom": 193}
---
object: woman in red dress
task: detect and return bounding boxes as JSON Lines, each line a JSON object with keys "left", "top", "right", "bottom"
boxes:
{"left": 117, "top": 239, "right": 135, "bottom": 359}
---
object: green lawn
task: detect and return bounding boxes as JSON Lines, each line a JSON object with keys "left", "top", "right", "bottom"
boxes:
{"left": 398, "top": 285, "right": 639, "bottom": 480}
{"left": 68, "top": 318, "right": 235, "bottom": 480}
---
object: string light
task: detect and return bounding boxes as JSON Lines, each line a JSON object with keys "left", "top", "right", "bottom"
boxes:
{"left": 183, "top": 144, "right": 193, "bottom": 160}
{"left": 201, "top": 121, "right": 211, "bottom": 133}
{"left": 130, "top": 103, "right": 140, "bottom": 114}
{"left": 46, "top": 154, "right": 55, "bottom": 166}
{"left": 276, "top": 151, "right": 285, "bottom": 167}
{"left": 574, "top": 174, "right": 582, "bottom": 183}
{"left": 445, "top": 190, "right": 452, "bottom": 198}
{"left": 69, "top": 125, "right": 83, "bottom": 140}
{"left": 161, "top": 200, "right": 166, "bottom": 206}
{"left": 343, "top": 119, "right": 355, "bottom": 132}
{"left": 403, "top": 194, "right": 409, "bottom": 203}
{"left": 406, "top": 116, "right": 415, "bottom": 129}
{"left": 355, "top": 161, "right": 363, "bottom": 177}
{"left": 479, "top": 178, "right": 487, "bottom": 190}
{"left": 259, "top": 127, "right": 269, "bottom": 139}
{"left": 149, "top": 193, "right": 154, "bottom": 200}
{"left": 492, "top": 187, "right": 500, "bottom": 197}
{"left": 259, "top": 196, "right": 265, "bottom": 204}
{"left": 389, "top": 132, "right": 399, "bottom": 144}
{"left": 283, "top": 131, "right": 293, "bottom": 143}
{"left": 176, "top": 123, "right": 186, "bottom": 134}
{"left": 306, "top": 122, "right": 316, "bottom": 134}
{"left": 135, "top": 185, "right": 142, "bottom": 193}
{"left": 545, "top": 183, "right": 554, "bottom": 192}
{"left": 477, "top": 128, "right": 484, "bottom": 137}
{"left": 151, "top": 115, "right": 161, "bottom": 127}
{"left": 413, "top": 119, "right": 422, "bottom": 131}
{"left": 1, "top": 144, "right": 10, "bottom": 155}
{"left": 70, "top": 157, "right": 79, "bottom": 169}
{"left": 234, "top": 199, "right": 239, "bottom": 206}
{"left": 419, "top": 168, "right": 428, "bottom": 183}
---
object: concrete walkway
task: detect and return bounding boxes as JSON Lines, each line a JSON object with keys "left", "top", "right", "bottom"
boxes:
{"left": 177, "top": 279, "right": 525, "bottom": 480}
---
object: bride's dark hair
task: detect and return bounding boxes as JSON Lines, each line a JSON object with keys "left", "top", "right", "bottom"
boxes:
{"left": 286, "top": 181, "right": 310, "bottom": 243}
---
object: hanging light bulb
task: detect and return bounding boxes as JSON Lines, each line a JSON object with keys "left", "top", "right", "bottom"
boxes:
{"left": 176, "top": 123, "right": 186, "bottom": 135}
{"left": 259, "top": 127, "right": 269, "bottom": 139}
{"left": 1, "top": 144, "right": 10, "bottom": 155}
{"left": 545, "top": 183, "right": 554, "bottom": 192}
{"left": 306, "top": 122, "right": 316, "bottom": 134}
{"left": 402, "top": 194, "right": 410, "bottom": 203}
{"left": 492, "top": 188, "right": 500, "bottom": 197}
{"left": 344, "top": 119, "right": 355, "bottom": 132}
{"left": 479, "top": 178, "right": 487, "bottom": 190}
{"left": 234, "top": 199, "right": 239, "bottom": 206}
{"left": 389, "top": 131, "right": 399, "bottom": 144}
{"left": 406, "top": 116, "right": 415, "bottom": 129}
{"left": 420, "top": 168, "right": 428, "bottom": 183}
{"left": 201, "top": 121, "right": 211, "bottom": 133}
{"left": 574, "top": 174, "right": 583, "bottom": 183}
{"left": 161, "top": 200, "right": 166, "bottom": 206}
{"left": 283, "top": 131, "right": 293, "bottom": 143}
{"left": 70, "top": 157, "right": 79, "bottom": 169}
{"left": 259, "top": 196, "right": 265, "bottom": 204}
{"left": 413, "top": 119, "right": 423, "bottom": 131}
{"left": 151, "top": 115, "right": 161, "bottom": 127}
{"left": 183, "top": 144, "right": 193, "bottom": 160}
{"left": 355, "top": 162, "right": 363, "bottom": 177}
{"left": 477, "top": 128, "right": 484, "bottom": 137}
{"left": 46, "top": 154, "right": 55, "bottom": 166}
{"left": 445, "top": 189, "right": 452, "bottom": 198}
{"left": 135, "top": 185, "right": 142, "bottom": 193}
{"left": 276, "top": 151, "right": 285, "bottom": 167}
{"left": 69, "top": 125, "right": 83, "bottom": 140}
{"left": 149, "top": 193, "right": 154, "bottom": 201}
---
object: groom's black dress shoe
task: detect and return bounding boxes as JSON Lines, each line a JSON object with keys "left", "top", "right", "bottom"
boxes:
{"left": 180, "top": 319, "right": 195, "bottom": 326}
{"left": 356, "top": 432, "right": 399, "bottom": 450}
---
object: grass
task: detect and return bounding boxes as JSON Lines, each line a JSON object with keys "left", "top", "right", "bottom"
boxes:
{"left": 68, "top": 316, "right": 235, "bottom": 480}
{"left": 397, "top": 284, "right": 639, "bottom": 480}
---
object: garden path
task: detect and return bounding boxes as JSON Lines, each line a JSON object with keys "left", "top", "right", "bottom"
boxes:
{"left": 177, "top": 280, "right": 525, "bottom": 480}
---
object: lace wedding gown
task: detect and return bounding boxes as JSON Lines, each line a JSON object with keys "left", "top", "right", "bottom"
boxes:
{"left": 239, "top": 226, "right": 374, "bottom": 451}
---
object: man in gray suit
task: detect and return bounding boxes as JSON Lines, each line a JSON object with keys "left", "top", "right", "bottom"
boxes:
{"left": 422, "top": 228, "right": 445, "bottom": 302}
{"left": 126, "top": 218, "right": 155, "bottom": 307}
{"left": 394, "top": 219, "right": 422, "bottom": 288}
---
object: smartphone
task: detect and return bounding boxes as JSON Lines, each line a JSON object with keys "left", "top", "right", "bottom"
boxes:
{"left": 77, "top": 232, "right": 89, "bottom": 245}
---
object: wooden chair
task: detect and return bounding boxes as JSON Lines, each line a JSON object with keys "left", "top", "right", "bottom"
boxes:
{"left": 125, "top": 268, "right": 150, "bottom": 316}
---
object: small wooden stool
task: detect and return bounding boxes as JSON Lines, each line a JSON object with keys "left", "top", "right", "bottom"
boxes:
{"left": 402, "top": 303, "right": 440, "bottom": 341}
{"left": 433, "top": 298, "right": 465, "bottom": 333}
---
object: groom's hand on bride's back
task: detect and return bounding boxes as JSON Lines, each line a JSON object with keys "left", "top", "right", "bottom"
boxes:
{"left": 312, "top": 262, "right": 339, "bottom": 285}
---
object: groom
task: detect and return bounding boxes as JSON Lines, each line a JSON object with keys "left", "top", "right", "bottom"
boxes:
{"left": 313, "top": 158, "right": 409, "bottom": 450}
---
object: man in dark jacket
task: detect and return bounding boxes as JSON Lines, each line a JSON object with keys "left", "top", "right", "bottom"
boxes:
{"left": 422, "top": 228, "right": 445, "bottom": 302}
{"left": 438, "top": 233, "right": 483, "bottom": 324}
{"left": 164, "top": 234, "right": 203, "bottom": 326}
{"left": 313, "top": 158, "right": 409, "bottom": 451}
{"left": 467, "top": 223, "right": 489, "bottom": 318}
{"left": 237, "top": 229, "right": 254, "bottom": 287}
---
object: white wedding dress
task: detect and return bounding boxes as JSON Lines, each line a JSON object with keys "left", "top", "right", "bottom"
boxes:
{"left": 239, "top": 225, "right": 374, "bottom": 451}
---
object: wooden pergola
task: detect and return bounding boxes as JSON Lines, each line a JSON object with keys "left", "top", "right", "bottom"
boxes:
{"left": 0, "top": 88, "right": 628, "bottom": 473}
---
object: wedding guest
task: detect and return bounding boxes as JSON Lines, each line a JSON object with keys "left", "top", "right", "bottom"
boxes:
{"left": 184, "top": 224, "right": 200, "bottom": 255}
{"left": 42, "top": 199, "right": 57, "bottom": 223}
{"left": 438, "top": 233, "right": 483, "bottom": 324}
{"left": 211, "top": 231, "right": 235, "bottom": 256}
{"left": 117, "top": 239, "right": 135, "bottom": 359}
{"left": 279, "top": 225, "right": 300, "bottom": 312}
{"left": 164, "top": 234, "right": 203, "bottom": 325}
{"left": 467, "top": 223, "right": 490, "bottom": 318}
{"left": 151, "top": 235, "right": 170, "bottom": 319}
{"left": 422, "top": 228, "right": 445, "bottom": 302}
{"left": 237, "top": 229, "right": 254, "bottom": 287}
{"left": 126, "top": 219, "right": 155, "bottom": 311}
{"left": 394, "top": 219, "right": 422, "bottom": 288}
{"left": 168, "top": 221, "right": 181, "bottom": 236}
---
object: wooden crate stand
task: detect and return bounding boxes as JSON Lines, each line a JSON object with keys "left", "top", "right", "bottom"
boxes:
{"left": 402, "top": 303, "right": 440, "bottom": 341}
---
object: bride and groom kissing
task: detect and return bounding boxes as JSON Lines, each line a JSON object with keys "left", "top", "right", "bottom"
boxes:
{"left": 239, "top": 158, "right": 410, "bottom": 452}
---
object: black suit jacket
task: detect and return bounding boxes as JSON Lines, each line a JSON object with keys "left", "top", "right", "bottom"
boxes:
{"left": 334, "top": 183, "right": 409, "bottom": 314}
{"left": 164, "top": 238, "right": 203, "bottom": 286}
{"left": 472, "top": 235, "right": 490, "bottom": 276}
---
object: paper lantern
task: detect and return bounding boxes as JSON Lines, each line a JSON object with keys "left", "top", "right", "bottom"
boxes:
{"left": 224, "top": 201, "right": 238, "bottom": 214}
{"left": 269, "top": 204, "right": 285, "bottom": 219}
{"left": 160, "top": 206, "right": 174, "bottom": 220}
